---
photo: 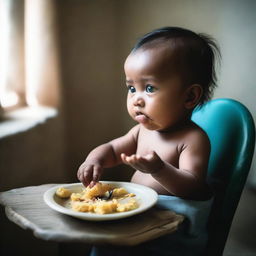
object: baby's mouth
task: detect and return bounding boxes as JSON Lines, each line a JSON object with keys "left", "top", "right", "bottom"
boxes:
{"left": 135, "top": 111, "right": 150, "bottom": 123}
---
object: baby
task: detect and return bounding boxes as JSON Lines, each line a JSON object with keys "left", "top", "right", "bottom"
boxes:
{"left": 78, "top": 27, "right": 219, "bottom": 201}
{"left": 78, "top": 27, "right": 220, "bottom": 256}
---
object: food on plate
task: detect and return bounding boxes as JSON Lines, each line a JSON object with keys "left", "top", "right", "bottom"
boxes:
{"left": 82, "top": 182, "right": 113, "bottom": 199}
{"left": 70, "top": 182, "right": 112, "bottom": 201}
{"left": 71, "top": 201, "right": 95, "bottom": 212}
{"left": 55, "top": 182, "right": 139, "bottom": 214}
{"left": 55, "top": 187, "right": 72, "bottom": 198}
{"left": 116, "top": 198, "right": 138, "bottom": 212}
{"left": 93, "top": 200, "right": 119, "bottom": 214}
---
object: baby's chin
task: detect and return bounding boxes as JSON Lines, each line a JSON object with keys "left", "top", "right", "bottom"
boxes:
{"left": 138, "top": 121, "right": 163, "bottom": 131}
{"left": 129, "top": 113, "right": 167, "bottom": 131}
{"left": 141, "top": 120, "right": 176, "bottom": 132}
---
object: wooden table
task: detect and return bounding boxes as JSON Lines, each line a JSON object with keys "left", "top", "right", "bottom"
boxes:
{"left": 0, "top": 184, "right": 184, "bottom": 247}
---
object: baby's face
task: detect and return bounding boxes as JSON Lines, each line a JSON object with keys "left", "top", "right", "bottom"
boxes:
{"left": 124, "top": 46, "right": 190, "bottom": 132}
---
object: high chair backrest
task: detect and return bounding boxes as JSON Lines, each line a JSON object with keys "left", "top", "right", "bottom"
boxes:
{"left": 191, "top": 98, "right": 255, "bottom": 256}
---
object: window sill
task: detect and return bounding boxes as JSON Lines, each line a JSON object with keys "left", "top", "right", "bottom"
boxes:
{"left": 0, "top": 106, "right": 58, "bottom": 139}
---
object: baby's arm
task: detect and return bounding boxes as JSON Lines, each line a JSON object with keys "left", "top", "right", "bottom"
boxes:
{"left": 77, "top": 125, "right": 139, "bottom": 187}
{"left": 121, "top": 151, "right": 163, "bottom": 174}
{"left": 122, "top": 132, "right": 211, "bottom": 200}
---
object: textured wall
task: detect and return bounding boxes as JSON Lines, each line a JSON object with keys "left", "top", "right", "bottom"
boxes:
{"left": 56, "top": 0, "right": 133, "bottom": 182}
{"left": 0, "top": 116, "right": 68, "bottom": 191}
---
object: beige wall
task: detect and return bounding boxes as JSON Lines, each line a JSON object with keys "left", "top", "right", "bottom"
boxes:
{"left": 56, "top": 0, "right": 133, "bottom": 182}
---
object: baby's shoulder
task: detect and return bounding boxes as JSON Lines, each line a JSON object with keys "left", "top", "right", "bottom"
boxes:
{"left": 182, "top": 122, "right": 210, "bottom": 149}
{"left": 189, "top": 122, "right": 208, "bottom": 138}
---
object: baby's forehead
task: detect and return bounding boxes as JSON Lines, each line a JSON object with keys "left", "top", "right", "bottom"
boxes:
{"left": 136, "top": 40, "right": 175, "bottom": 55}
{"left": 130, "top": 43, "right": 171, "bottom": 61}
{"left": 128, "top": 44, "right": 181, "bottom": 72}
{"left": 125, "top": 45, "right": 182, "bottom": 81}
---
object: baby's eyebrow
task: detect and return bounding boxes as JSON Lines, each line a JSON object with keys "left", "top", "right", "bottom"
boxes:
{"left": 141, "top": 77, "right": 157, "bottom": 83}
{"left": 126, "top": 77, "right": 157, "bottom": 84}
{"left": 126, "top": 79, "right": 133, "bottom": 84}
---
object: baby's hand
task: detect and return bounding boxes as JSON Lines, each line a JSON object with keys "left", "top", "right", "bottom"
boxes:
{"left": 121, "top": 151, "right": 163, "bottom": 174}
{"left": 77, "top": 160, "right": 103, "bottom": 187}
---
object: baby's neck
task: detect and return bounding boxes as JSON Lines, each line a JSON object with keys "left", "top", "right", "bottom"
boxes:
{"left": 157, "top": 118, "right": 193, "bottom": 134}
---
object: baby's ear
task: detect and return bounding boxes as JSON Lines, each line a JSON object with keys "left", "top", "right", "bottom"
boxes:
{"left": 184, "top": 84, "right": 202, "bottom": 109}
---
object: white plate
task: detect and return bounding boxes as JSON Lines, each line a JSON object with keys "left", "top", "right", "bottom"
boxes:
{"left": 43, "top": 181, "right": 158, "bottom": 221}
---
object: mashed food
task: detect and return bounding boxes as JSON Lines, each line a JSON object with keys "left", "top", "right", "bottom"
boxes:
{"left": 55, "top": 182, "right": 139, "bottom": 214}
{"left": 56, "top": 187, "right": 72, "bottom": 198}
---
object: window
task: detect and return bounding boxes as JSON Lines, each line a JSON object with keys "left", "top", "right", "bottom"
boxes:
{"left": 0, "top": 0, "right": 60, "bottom": 112}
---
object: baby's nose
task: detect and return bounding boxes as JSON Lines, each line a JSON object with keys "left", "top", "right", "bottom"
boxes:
{"left": 134, "top": 96, "right": 145, "bottom": 107}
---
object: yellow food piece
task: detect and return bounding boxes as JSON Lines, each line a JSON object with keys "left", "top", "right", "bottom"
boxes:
{"left": 82, "top": 183, "right": 113, "bottom": 200}
{"left": 70, "top": 192, "right": 83, "bottom": 201}
{"left": 112, "top": 187, "right": 128, "bottom": 197}
{"left": 72, "top": 198, "right": 139, "bottom": 214}
{"left": 72, "top": 201, "right": 94, "bottom": 212}
{"left": 93, "top": 200, "right": 118, "bottom": 214}
{"left": 127, "top": 193, "right": 136, "bottom": 197}
{"left": 55, "top": 187, "right": 72, "bottom": 199}
{"left": 117, "top": 199, "right": 138, "bottom": 212}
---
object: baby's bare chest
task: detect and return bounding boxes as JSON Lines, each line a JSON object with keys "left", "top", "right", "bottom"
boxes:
{"left": 136, "top": 132, "right": 182, "bottom": 167}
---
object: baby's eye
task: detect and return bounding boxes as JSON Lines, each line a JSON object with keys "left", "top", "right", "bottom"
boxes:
{"left": 145, "top": 85, "right": 156, "bottom": 93}
{"left": 128, "top": 86, "right": 136, "bottom": 93}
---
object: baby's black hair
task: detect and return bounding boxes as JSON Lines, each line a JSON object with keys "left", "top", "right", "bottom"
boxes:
{"left": 132, "top": 27, "right": 221, "bottom": 106}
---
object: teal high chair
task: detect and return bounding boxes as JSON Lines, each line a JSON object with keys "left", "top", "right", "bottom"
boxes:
{"left": 191, "top": 98, "right": 255, "bottom": 256}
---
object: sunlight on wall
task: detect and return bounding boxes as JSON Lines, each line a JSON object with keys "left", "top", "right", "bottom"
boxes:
{"left": 25, "top": 0, "right": 60, "bottom": 108}
{"left": 25, "top": 0, "right": 41, "bottom": 107}
{"left": 0, "top": 0, "right": 19, "bottom": 108}
{"left": 0, "top": 0, "right": 60, "bottom": 110}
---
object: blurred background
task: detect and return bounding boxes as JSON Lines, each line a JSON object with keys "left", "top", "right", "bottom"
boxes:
{"left": 0, "top": 0, "right": 255, "bottom": 255}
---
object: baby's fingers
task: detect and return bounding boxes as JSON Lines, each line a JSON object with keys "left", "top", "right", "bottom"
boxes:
{"left": 121, "top": 153, "right": 135, "bottom": 165}
{"left": 92, "top": 165, "right": 102, "bottom": 183}
{"left": 78, "top": 165, "right": 93, "bottom": 187}
{"left": 85, "top": 165, "right": 104, "bottom": 188}
{"left": 144, "top": 153, "right": 155, "bottom": 161}
{"left": 121, "top": 153, "right": 139, "bottom": 165}
{"left": 121, "top": 153, "right": 128, "bottom": 164}
{"left": 77, "top": 164, "right": 102, "bottom": 187}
